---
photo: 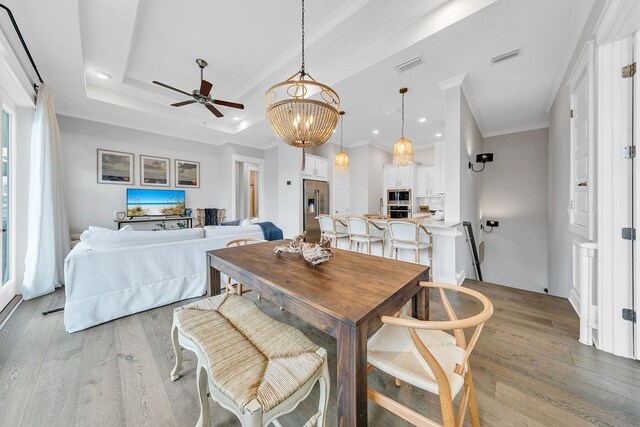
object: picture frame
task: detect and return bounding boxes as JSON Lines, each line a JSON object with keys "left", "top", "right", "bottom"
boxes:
{"left": 175, "top": 159, "right": 200, "bottom": 188}
{"left": 97, "top": 149, "right": 134, "bottom": 185}
{"left": 140, "top": 154, "right": 170, "bottom": 186}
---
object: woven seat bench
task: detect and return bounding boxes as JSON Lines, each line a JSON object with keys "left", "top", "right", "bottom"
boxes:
{"left": 171, "top": 293, "right": 330, "bottom": 427}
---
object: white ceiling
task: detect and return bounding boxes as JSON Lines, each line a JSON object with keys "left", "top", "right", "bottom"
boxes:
{"left": 1, "top": 0, "right": 593, "bottom": 150}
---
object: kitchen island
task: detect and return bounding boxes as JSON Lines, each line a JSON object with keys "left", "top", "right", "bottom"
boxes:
{"left": 332, "top": 214, "right": 462, "bottom": 284}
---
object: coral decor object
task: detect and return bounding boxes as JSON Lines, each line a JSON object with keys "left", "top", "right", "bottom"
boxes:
{"left": 274, "top": 233, "right": 334, "bottom": 265}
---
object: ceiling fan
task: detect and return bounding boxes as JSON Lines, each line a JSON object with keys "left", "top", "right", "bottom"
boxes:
{"left": 152, "top": 58, "right": 244, "bottom": 118}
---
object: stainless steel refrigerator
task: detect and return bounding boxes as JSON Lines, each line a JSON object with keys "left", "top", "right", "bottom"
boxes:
{"left": 303, "top": 179, "right": 329, "bottom": 242}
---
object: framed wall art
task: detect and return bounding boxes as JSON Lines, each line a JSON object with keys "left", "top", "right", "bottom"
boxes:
{"left": 175, "top": 159, "right": 200, "bottom": 188}
{"left": 140, "top": 155, "right": 170, "bottom": 186}
{"left": 97, "top": 149, "right": 134, "bottom": 185}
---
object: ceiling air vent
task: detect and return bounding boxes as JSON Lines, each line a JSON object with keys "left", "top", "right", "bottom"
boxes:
{"left": 491, "top": 48, "right": 523, "bottom": 65}
{"left": 394, "top": 56, "right": 424, "bottom": 72}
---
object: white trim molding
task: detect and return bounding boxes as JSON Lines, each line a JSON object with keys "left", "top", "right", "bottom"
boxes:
{"left": 568, "top": 40, "right": 595, "bottom": 241}
{"left": 483, "top": 122, "right": 549, "bottom": 138}
{"left": 230, "top": 155, "right": 266, "bottom": 222}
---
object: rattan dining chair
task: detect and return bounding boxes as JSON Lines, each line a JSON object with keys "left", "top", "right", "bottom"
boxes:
{"left": 225, "top": 238, "right": 267, "bottom": 296}
{"left": 367, "top": 282, "right": 493, "bottom": 427}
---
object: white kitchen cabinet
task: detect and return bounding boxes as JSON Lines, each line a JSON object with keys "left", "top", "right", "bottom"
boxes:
{"left": 303, "top": 155, "right": 328, "bottom": 181}
{"left": 416, "top": 165, "right": 437, "bottom": 196}
{"left": 433, "top": 143, "right": 446, "bottom": 194}
{"left": 384, "top": 164, "right": 414, "bottom": 189}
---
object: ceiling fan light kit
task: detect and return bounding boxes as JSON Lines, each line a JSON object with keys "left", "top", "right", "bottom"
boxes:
{"left": 153, "top": 58, "right": 244, "bottom": 118}
{"left": 393, "top": 87, "right": 414, "bottom": 166}
{"left": 265, "top": 0, "right": 340, "bottom": 168}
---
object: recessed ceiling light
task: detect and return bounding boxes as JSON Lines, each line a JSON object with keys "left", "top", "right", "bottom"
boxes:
{"left": 94, "top": 71, "right": 112, "bottom": 80}
{"left": 419, "top": 118, "right": 427, "bottom": 123}
{"left": 372, "top": 129, "right": 380, "bottom": 134}
{"left": 332, "top": 129, "right": 336, "bottom": 133}
{"left": 232, "top": 116, "right": 241, "bottom": 121}
{"left": 435, "top": 133, "right": 443, "bottom": 137}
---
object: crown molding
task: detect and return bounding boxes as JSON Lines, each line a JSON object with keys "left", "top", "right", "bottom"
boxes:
{"left": 543, "top": 0, "right": 595, "bottom": 113}
{"left": 483, "top": 121, "right": 549, "bottom": 138}
{"left": 438, "top": 73, "right": 468, "bottom": 92}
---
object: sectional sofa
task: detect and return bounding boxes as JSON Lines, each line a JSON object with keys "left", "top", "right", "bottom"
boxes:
{"left": 64, "top": 225, "right": 265, "bottom": 332}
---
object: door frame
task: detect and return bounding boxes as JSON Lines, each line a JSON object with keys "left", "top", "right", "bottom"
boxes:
{"left": 230, "top": 155, "right": 265, "bottom": 221}
{"left": 568, "top": 41, "right": 595, "bottom": 240}
{"left": 597, "top": 36, "right": 635, "bottom": 359}
{"left": 0, "top": 96, "right": 18, "bottom": 312}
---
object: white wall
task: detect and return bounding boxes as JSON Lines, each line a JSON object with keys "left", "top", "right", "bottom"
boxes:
{"left": 275, "top": 144, "right": 303, "bottom": 238}
{"left": 548, "top": 0, "right": 605, "bottom": 297}
{"left": 58, "top": 115, "right": 264, "bottom": 233}
{"left": 482, "top": 128, "right": 549, "bottom": 292}
{"left": 348, "top": 145, "right": 371, "bottom": 214}
{"left": 455, "top": 90, "right": 484, "bottom": 281}
{"left": 263, "top": 146, "right": 279, "bottom": 223}
{"left": 368, "top": 145, "right": 392, "bottom": 214}
{"left": 413, "top": 147, "right": 435, "bottom": 166}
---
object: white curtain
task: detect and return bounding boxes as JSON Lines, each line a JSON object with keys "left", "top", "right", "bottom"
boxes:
{"left": 22, "top": 84, "right": 69, "bottom": 300}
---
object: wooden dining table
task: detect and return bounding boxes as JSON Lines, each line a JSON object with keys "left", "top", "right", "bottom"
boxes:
{"left": 206, "top": 240, "right": 430, "bottom": 426}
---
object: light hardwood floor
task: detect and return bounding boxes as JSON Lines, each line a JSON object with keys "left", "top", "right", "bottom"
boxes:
{"left": 0, "top": 280, "right": 639, "bottom": 426}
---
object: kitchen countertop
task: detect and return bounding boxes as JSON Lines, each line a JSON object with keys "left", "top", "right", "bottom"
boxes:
{"left": 333, "top": 214, "right": 460, "bottom": 230}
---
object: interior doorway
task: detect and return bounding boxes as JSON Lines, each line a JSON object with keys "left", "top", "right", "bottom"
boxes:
{"left": 230, "top": 155, "right": 265, "bottom": 221}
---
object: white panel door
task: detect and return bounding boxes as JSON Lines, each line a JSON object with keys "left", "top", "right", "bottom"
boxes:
{"left": 0, "top": 101, "right": 15, "bottom": 312}
{"left": 333, "top": 169, "right": 349, "bottom": 215}
{"left": 571, "top": 71, "right": 590, "bottom": 230}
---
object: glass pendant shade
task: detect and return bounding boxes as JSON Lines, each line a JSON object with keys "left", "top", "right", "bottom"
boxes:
{"left": 334, "top": 150, "right": 349, "bottom": 173}
{"left": 393, "top": 137, "right": 413, "bottom": 166}
{"left": 392, "top": 87, "right": 414, "bottom": 165}
{"left": 334, "top": 110, "right": 349, "bottom": 174}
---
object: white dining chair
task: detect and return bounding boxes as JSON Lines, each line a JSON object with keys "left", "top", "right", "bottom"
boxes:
{"left": 388, "top": 220, "right": 433, "bottom": 277}
{"left": 225, "top": 238, "right": 267, "bottom": 296}
{"left": 346, "top": 217, "right": 385, "bottom": 256}
{"left": 317, "top": 214, "right": 349, "bottom": 248}
{"left": 367, "top": 282, "right": 494, "bottom": 427}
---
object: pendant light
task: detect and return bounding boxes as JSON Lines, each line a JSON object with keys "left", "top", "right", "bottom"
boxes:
{"left": 334, "top": 111, "right": 349, "bottom": 174}
{"left": 265, "top": 0, "right": 340, "bottom": 169}
{"left": 393, "top": 87, "right": 413, "bottom": 165}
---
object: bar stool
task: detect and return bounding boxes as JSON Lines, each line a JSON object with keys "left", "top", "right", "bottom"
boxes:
{"left": 388, "top": 220, "right": 433, "bottom": 279}
{"left": 346, "top": 217, "right": 385, "bottom": 256}
{"left": 317, "top": 214, "right": 349, "bottom": 248}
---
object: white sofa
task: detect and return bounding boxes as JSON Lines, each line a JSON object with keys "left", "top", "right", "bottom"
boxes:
{"left": 64, "top": 225, "right": 264, "bottom": 332}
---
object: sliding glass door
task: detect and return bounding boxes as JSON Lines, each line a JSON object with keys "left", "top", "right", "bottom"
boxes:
{"left": 0, "top": 103, "right": 15, "bottom": 312}
{"left": 2, "top": 109, "right": 9, "bottom": 285}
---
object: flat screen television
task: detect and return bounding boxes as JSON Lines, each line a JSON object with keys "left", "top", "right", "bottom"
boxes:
{"left": 126, "top": 188, "right": 186, "bottom": 217}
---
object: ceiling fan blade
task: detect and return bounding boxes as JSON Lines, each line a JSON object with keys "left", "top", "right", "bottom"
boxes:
{"left": 212, "top": 99, "right": 245, "bottom": 110}
{"left": 206, "top": 103, "right": 224, "bottom": 118}
{"left": 171, "top": 100, "right": 197, "bottom": 107}
{"left": 200, "top": 80, "right": 213, "bottom": 97}
{"left": 152, "top": 80, "right": 192, "bottom": 97}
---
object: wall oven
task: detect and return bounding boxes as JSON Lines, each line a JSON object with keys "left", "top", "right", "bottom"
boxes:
{"left": 387, "top": 205, "right": 412, "bottom": 219}
{"left": 387, "top": 189, "right": 411, "bottom": 205}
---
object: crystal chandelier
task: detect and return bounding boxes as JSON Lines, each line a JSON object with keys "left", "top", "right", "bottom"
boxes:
{"left": 334, "top": 111, "right": 349, "bottom": 174}
{"left": 265, "top": 0, "right": 340, "bottom": 168}
{"left": 393, "top": 87, "right": 414, "bottom": 165}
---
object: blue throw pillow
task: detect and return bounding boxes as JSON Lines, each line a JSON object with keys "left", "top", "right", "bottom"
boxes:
{"left": 220, "top": 219, "right": 241, "bottom": 226}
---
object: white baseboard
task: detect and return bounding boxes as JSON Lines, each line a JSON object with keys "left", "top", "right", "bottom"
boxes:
{"left": 456, "top": 270, "right": 466, "bottom": 286}
{"left": 433, "top": 275, "right": 457, "bottom": 285}
{"left": 569, "top": 288, "right": 580, "bottom": 316}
